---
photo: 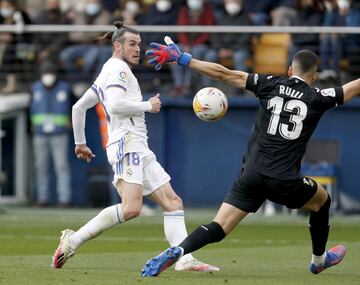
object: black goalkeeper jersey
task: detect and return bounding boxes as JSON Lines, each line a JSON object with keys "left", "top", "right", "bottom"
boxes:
{"left": 244, "top": 73, "right": 344, "bottom": 180}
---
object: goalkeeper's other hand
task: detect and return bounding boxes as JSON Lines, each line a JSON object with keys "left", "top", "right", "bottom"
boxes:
{"left": 145, "top": 36, "right": 192, "bottom": 71}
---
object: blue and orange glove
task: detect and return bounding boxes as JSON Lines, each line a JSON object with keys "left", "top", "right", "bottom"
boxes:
{"left": 146, "top": 36, "right": 192, "bottom": 71}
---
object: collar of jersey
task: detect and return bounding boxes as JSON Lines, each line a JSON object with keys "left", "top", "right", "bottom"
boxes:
{"left": 290, "top": 75, "right": 306, "bottom": 83}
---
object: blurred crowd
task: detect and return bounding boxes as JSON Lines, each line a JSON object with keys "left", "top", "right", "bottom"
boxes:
{"left": 1, "top": 0, "right": 360, "bottom": 207}
{"left": 0, "top": 0, "right": 359, "bottom": 96}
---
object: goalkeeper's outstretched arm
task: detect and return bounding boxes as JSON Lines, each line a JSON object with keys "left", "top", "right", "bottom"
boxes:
{"left": 342, "top": 78, "right": 360, "bottom": 103}
{"left": 189, "top": 58, "right": 249, "bottom": 89}
{"left": 146, "top": 36, "right": 249, "bottom": 89}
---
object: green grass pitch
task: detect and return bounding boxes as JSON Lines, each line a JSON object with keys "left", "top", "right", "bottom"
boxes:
{"left": 0, "top": 207, "right": 359, "bottom": 285}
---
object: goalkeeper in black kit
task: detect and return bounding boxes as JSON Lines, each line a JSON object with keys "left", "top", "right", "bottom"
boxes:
{"left": 141, "top": 36, "right": 360, "bottom": 277}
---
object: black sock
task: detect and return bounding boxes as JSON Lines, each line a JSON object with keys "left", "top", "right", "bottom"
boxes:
{"left": 179, "top": 222, "right": 226, "bottom": 255}
{"left": 309, "top": 195, "right": 331, "bottom": 256}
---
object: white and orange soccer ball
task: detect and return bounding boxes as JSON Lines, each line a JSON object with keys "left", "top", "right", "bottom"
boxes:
{"left": 192, "top": 87, "right": 228, "bottom": 121}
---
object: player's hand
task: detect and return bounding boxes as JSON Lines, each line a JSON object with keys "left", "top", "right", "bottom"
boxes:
{"left": 148, "top": 93, "right": 161, "bottom": 113}
{"left": 75, "top": 144, "right": 95, "bottom": 163}
{"left": 146, "top": 36, "right": 192, "bottom": 71}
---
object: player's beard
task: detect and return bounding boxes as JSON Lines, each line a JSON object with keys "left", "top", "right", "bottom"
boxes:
{"left": 123, "top": 54, "right": 140, "bottom": 68}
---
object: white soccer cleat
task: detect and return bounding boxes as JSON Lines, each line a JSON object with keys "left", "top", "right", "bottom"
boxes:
{"left": 51, "top": 229, "right": 76, "bottom": 269}
{"left": 175, "top": 258, "right": 220, "bottom": 272}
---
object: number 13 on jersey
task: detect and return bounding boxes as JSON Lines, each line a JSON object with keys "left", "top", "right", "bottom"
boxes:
{"left": 267, "top": 96, "right": 308, "bottom": 140}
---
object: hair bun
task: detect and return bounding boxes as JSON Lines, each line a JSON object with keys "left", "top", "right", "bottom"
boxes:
{"left": 114, "top": 21, "right": 123, "bottom": 29}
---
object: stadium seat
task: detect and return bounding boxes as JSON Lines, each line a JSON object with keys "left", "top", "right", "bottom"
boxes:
{"left": 253, "top": 33, "right": 290, "bottom": 75}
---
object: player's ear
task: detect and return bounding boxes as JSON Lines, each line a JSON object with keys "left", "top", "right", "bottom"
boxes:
{"left": 288, "top": 66, "right": 293, "bottom": 77}
{"left": 312, "top": 71, "right": 319, "bottom": 83}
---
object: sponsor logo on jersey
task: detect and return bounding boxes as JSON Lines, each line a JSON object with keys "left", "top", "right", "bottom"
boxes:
{"left": 254, "top": 74, "right": 259, "bottom": 85}
{"left": 119, "top": 71, "right": 127, "bottom": 84}
{"left": 303, "top": 177, "right": 314, "bottom": 187}
{"left": 279, "top": 85, "right": 304, "bottom": 99}
{"left": 320, "top": 88, "right": 336, "bottom": 97}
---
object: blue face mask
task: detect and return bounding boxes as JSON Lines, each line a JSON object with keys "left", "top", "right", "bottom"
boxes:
{"left": 0, "top": 7, "right": 14, "bottom": 18}
{"left": 85, "top": 3, "right": 101, "bottom": 16}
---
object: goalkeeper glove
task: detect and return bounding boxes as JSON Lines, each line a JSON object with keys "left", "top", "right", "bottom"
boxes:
{"left": 146, "top": 36, "right": 192, "bottom": 71}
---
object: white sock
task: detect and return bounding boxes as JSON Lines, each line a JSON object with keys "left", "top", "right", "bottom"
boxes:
{"left": 311, "top": 252, "right": 327, "bottom": 266}
{"left": 70, "top": 204, "right": 124, "bottom": 249}
{"left": 164, "top": 210, "right": 192, "bottom": 262}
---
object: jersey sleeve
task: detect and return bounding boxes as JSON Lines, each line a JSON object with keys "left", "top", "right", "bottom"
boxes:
{"left": 314, "top": 87, "right": 344, "bottom": 110}
{"left": 246, "top": 73, "right": 279, "bottom": 97}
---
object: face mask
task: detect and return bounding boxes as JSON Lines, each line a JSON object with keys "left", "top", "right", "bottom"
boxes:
{"left": 337, "top": 0, "right": 350, "bottom": 10}
{"left": 41, "top": 74, "right": 56, "bottom": 87}
{"left": 324, "top": 1, "right": 332, "bottom": 11}
{"left": 85, "top": 3, "right": 101, "bottom": 16}
{"left": 125, "top": 1, "right": 140, "bottom": 15}
{"left": 156, "top": 0, "right": 171, "bottom": 12}
{"left": 0, "top": 7, "right": 14, "bottom": 18}
{"left": 187, "top": 0, "right": 203, "bottom": 11}
{"left": 225, "top": 2, "right": 241, "bottom": 15}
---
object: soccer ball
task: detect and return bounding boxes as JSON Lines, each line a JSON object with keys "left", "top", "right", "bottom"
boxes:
{"left": 192, "top": 87, "right": 228, "bottom": 121}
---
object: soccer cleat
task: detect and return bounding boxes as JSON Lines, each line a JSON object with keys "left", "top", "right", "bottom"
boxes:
{"left": 141, "top": 246, "right": 183, "bottom": 277}
{"left": 175, "top": 258, "right": 220, "bottom": 272}
{"left": 51, "top": 229, "right": 76, "bottom": 269}
{"left": 309, "top": 245, "right": 346, "bottom": 274}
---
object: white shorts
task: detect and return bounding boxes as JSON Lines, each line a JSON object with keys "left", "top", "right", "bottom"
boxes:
{"left": 106, "top": 140, "right": 170, "bottom": 196}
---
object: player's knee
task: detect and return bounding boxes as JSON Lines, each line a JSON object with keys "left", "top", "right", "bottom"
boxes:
{"left": 311, "top": 194, "right": 331, "bottom": 213}
{"left": 164, "top": 194, "right": 183, "bottom": 211}
{"left": 122, "top": 207, "right": 142, "bottom": 220}
{"left": 172, "top": 195, "right": 183, "bottom": 209}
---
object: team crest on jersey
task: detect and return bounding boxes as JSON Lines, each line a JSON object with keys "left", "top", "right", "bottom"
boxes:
{"left": 126, "top": 167, "right": 133, "bottom": 177}
{"left": 303, "top": 177, "right": 314, "bottom": 187}
{"left": 320, "top": 88, "right": 336, "bottom": 97}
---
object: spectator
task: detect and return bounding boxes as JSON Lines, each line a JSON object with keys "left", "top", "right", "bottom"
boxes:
{"left": 290, "top": 0, "right": 323, "bottom": 61}
{"left": 33, "top": 0, "right": 71, "bottom": 65}
{"left": 338, "top": 0, "right": 360, "bottom": 79}
{"left": 271, "top": 0, "right": 297, "bottom": 26}
{"left": 30, "top": 61, "right": 72, "bottom": 207}
{"left": 171, "top": 0, "right": 216, "bottom": 95}
{"left": 319, "top": 0, "right": 343, "bottom": 81}
{"left": 0, "top": 0, "right": 33, "bottom": 94}
{"left": 59, "top": 0, "right": 111, "bottom": 82}
{"left": 112, "top": 0, "right": 147, "bottom": 25}
{"left": 141, "top": 0, "right": 180, "bottom": 47}
{"left": 204, "top": 0, "right": 252, "bottom": 87}
{"left": 243, "top": 0, "right": 274, "bottom": 25}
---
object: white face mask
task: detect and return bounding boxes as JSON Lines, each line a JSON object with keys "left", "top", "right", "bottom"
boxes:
{"left": 324, "top": 1, "right": 333, "bottom": 11}
{"left": 225, "top": 2, "right": 241, "bottom": 15}
{"left": 125, "top": 1, "right": 140, "bottom": 15}
{"left": 41, "top": 74, "right": 56, "bottom": 87}
{"left": 0, "top": 7, "right": 14, "bottom": 18}
{"left": 85, "top": 3, "right": 101, "bottom": 16}
{"left": 187, "top": 0, "right": 203, "bottom": 11}
{"left": 156, "top": 0, "right": 171, "bottom": 12}
{"left": 337, "top": 0, "right": 350, "bottom": 10}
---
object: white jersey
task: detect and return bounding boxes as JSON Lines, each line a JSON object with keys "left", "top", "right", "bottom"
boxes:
{"left": 93, "top": 57, "right": 151, "bottom": 152}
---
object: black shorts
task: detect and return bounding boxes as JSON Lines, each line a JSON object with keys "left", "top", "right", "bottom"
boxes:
{"left": 223, "top": 169, "right": 318, "bottom": 213}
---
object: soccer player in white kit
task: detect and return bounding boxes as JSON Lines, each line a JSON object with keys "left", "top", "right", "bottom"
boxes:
{"left": 51, "top": 21, "right": 218, "bottom": 272}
